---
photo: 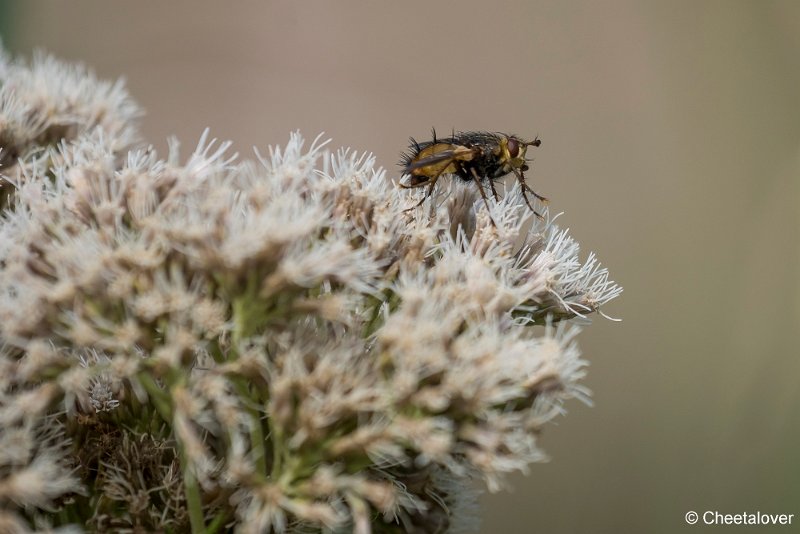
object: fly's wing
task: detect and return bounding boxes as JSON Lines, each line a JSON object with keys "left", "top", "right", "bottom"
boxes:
{"left": 400, "top": 144, "right": 465, "bottom": 188}
{"left": 402, "top": 143, "right": 477, "bottom": 174}
{"left": 403, "top": 150, "right": 458, "bottom": 173}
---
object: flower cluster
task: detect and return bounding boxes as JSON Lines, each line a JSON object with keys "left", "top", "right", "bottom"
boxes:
{"left": 0, "top": 47, "right": 621, "bottom": 533}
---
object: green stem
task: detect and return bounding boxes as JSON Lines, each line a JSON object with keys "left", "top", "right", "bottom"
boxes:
{"left": 270, "top": 417, "right": 284, "bottom": 480}
{"left": 137, "top": 372, "right": 172, "bottom": 421}
{"left": 204, "top": 510, "right": 230, "bottom": 534}
{"left": 232, "top": 380, "right": 268, "bottom": 475}
{"left": 182, "top": 460, "right": 205, "bottom": 533}
{"left": 232, "top": 270, "right": 265, "bottom": 344}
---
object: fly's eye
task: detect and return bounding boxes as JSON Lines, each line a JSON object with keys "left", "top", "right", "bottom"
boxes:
{"left": 507, "top": 138, "right": 520, "bottom": 158}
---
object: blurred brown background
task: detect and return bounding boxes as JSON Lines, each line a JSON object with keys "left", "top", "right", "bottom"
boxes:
{"left": 3, "top": 1, "right": 798, "bottom": 532}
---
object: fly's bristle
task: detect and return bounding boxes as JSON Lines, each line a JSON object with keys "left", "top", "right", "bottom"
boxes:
{"left": 399, "top": 137, "right": 422, "bottom": 169}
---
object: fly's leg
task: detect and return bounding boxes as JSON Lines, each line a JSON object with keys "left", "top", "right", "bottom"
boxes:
{"left": 512, "top": 168, "right": 546, "bottom": 220}
{"left": 470, "top": 167, "right": 497, "bottom": 227}
{"left": 404, "top": 180, "right": 437, "bottom": 211}
{"left": 489, "top": 177, "right": 500, "bottom": 200}
{"left": 403, "top": 164, "right": 449, "bottom": 212}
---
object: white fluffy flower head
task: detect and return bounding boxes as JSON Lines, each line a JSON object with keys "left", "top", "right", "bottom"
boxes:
{"left": 0, "top": 46, "right": 621, "bottom": 533}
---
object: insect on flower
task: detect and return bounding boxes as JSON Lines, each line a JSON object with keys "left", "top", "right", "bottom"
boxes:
{"left": 399, "top": 130, "right": 548, "bottom": 222}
